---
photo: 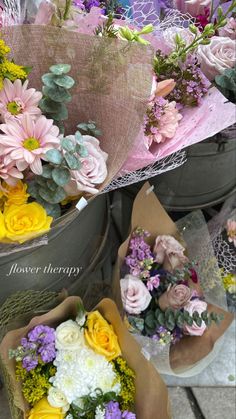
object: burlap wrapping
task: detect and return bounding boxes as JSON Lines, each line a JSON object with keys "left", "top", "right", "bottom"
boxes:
{"left": 0, "top": 296, "right": 171, "bottom": 419}
{"left": 0, "top": 25, "right": 153, "bottom": 254}
{"left": 112, "top": 182, "right": 234, "bottom": 376}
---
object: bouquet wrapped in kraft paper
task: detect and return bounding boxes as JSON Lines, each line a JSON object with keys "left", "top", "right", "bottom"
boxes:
{"left": 0, "top": 296, "right": 171, "bottom": 419}
{"left": 113, "top": 182, "right": 234, "bottom": 377}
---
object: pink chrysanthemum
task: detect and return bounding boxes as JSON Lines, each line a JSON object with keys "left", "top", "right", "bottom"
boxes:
{"left": 0, "top": 114, "right": 60, "bottom": 175}
{"left": 144, "top": 96, "right": 182, "bottom": 148}
{"left": 0, "top": 79, "right": 42, "bottom": 122}
{"left": 0, "top": 154, "right": 23, "bottom": 187}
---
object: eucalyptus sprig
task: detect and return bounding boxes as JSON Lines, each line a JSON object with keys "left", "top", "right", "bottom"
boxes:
{"left": 69, "top": 389, "right": 119, "bottom": 419}
{"left": 144, "top": 307, "right": 224, "bottom": 336}
{"left": 39, "top": 64, "right": 75, "bottom": 134}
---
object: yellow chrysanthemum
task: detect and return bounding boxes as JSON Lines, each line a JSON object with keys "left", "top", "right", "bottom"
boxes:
{"left": 223, "top": 274, "right": 236, "bottom": 294}
{"left": 3, "top": 180, "right": 30, "bottom": 207}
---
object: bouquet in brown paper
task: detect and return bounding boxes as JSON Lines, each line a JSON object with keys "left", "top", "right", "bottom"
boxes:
{"left": 0, "top": 24, "right": 152, "bottom": 253}
{"left": 0, "top": 296, "right": 170, "bottom": 419}
{"left": 113, "top": 182, "right": 234, "bottom": 377}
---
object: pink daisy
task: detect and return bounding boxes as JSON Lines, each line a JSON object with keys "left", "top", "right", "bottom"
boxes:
{"left": 0, "top": 114, "right": 60, "bottom": 175}
{"left": 0, "top": 79, "right": 42, "bottom": 122}
{"left": 0, "top": 154, "right": 23, "bottom": 187}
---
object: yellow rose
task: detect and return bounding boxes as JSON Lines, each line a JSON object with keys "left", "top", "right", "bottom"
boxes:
{"left": 3, "top": 180, "right": 29, "bottom": 206}
{"left": 28, "top": 397, "right": 65, "bottom": 419}
{"left": 4, "top": 202, "right": 53, "bottom": 243}
{"left": 84, "top": 311, "right": 121, "bottom": 361}
{"left": 0, "top": 211, "right": 6, "bottom": 240}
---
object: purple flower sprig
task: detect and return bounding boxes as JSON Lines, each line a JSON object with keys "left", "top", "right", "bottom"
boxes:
{"left": 125, "top": 228, "right": 154, "bottom": 279}
{"left": 152, "top": 325, "right": 182, "bottom": 346}
{"left": 9, "top": 325, "right": 56, "bottom": 371}
{"left": 105, "top": 401, "right": 136, "bottom": 419}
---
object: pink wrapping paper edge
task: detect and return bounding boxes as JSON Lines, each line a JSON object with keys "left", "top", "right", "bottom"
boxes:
{"left": 119, "top": 87, "right": 236, "bottom": 175}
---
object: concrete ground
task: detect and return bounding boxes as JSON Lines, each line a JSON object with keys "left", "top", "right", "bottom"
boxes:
{"left": 0, "top": 385, "right": 235, "bottom": 419}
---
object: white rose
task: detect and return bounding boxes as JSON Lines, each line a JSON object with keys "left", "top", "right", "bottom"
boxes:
{"left": 198, "top": 36, "right": 236, "bottom": 81}
{"left": 64, "top": 135, "right": 108, "bottom": 195}
{"left": 163, "top": 27, "right": 197, "bottom": 51}
{"left": 47, "top": 387, "right": 70, "bottom": 412}
{"left": 55, "top": 320, "right": 84, "bottom": 350}
{"left": 120, "top": 275, "right": 152, "bottom": 315}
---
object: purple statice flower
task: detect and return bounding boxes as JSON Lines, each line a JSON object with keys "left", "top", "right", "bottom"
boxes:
{"left": 22, "top": 354, "right": 38, "bottom": 371}
{"left": 84, "top": 0, "right": 101, "bottom": 12}
{"left": 38, "top": 343, "right": 56, "bottom": 363}
{"left": 147, "top": 274, "right": 161, "bottom": 291}
{"left": 105, "top": 401, "right": 122, "bottom": 419}
{"left": 125, "top": 229, "right": 154, "bottom": 279}
{"left": 21, "top": 338, "right": 37, "bottom": 351}
{"left": 122, "top": 411, "right": 136, "bottom": 419}
{"left": 28, "top": 325, "right": 55, "bottom": 345}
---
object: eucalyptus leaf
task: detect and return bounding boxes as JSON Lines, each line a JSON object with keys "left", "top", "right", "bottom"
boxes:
{"left": 36, "top": 198, "right": 61, "bottom": 219}
{"left": 50, "top": 64, "right": 71, "bottom": 75}
{"left": 43, "top": 86, "right": 72, "bottom": 103}
{"left": 42, "top": 73, "right": 57, "bottom": 88}
{"left": 54, "top": 75, "right": 75, "bottom": 89}
{"left": 46, "top": 149, "right": 63, "bottom": 165}
{"left": 39, "top": 97, "right": 63, "bottom": 113}
{"left": 39, "top": 186, "right": 67, "bottom": 204}
{"left": 52, "top": 167, "right": 70, "bottom": 186}
{"left": 46, "top": 179, "right": 58, "bottom": 191}
{"left": 61, "top": 137, "right": 76, "bottom": 152}
{"left": 75, "top": 130, "right": 83, "bottom": 142}
{"left": 42, "top": 165, "right": 53, "bottom": 179}
{"left": 27, "top": 181, "right": 40, "bottom": 199}
{"left": 144, "top": 313, "right": 156, "bottom": 329}
{"left": 64, "top": 152, "right": 81, "bottom": 170}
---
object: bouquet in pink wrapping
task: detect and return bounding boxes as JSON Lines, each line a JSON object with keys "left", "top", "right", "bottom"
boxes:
{"left": 1, "top": 0, "right": 236, "bottom": 177}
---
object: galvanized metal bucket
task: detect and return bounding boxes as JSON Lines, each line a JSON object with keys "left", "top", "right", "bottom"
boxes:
{"left": 151, "top": 126, "right": 236, "bottom": 211}
{"left": 0, "top": 194, "right": 115, "bottom": 307}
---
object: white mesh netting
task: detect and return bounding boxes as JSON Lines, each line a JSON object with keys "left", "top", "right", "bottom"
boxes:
{"left": 101, "top": 150, "right": 186, "bottom": 193}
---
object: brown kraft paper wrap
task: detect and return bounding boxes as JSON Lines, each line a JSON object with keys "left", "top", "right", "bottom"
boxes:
{"left": 0, "top": 296, "right": 171, "bottom": 419}
{"left": 112, "top": 182, "right": 234, "bottom": 375}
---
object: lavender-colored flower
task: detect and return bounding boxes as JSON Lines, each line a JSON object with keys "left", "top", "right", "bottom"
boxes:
{"left": 22, "top": 355, "right": 38, "bottom": 371}
{"left": 125, "top": 228, "right": 154, "bottom": 279}
{"left": 73, "top": 0, "right": 85, "bottom": 8}
{"left": 84, "top": 0, "right": 101, "bottom": 12}
{"left": 38, "top": 343, "right": 56, "bottom": 363}
{"left": 21, "top": 338, "right": 37, "bottom": 351}
{"left": 105, "top": 401, "right": 122, "bottom": 419}
{"left": 147, "top": 274, "right": 161, "bottom": 291}
{"left": 28, "top": 325, "right": 55, "bottom": 345}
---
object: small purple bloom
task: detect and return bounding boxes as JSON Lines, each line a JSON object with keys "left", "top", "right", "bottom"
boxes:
{"left": 105, "top": 401, "right": 122, "bottom": 419}
{"left": 38, "top": 343, "right": 56, "bottom": 363}
{"left": 28, "top": 325, "right": 55, "bottom": 345}
{"left": 122, "top": 411, "right": 136, "bottom": 419}
{"left": 147, "top": 274, "right": 160, "bottom": 291}
{"left": 22, "top": 355, "right": 38, "bottom": 371}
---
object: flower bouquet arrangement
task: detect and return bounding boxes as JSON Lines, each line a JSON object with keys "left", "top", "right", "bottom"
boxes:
{"left": 0, "top": 22, "right": 153, "bottom": 247}
{"left": 2, "top": 0, "right": 235, "bottom": 179}
{"left": 168, "top": 0, "right": 236, "bottom": 104}
{"left": 113, "top": 182, "right": 234, "bottom": 376}
{"left": 0, "top": 296, "right": 170, "bottom": 419}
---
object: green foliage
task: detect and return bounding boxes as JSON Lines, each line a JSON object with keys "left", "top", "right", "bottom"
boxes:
{"left": 143, "top": 306, "right": 223, "bottom": 336}
{"left": 215, "top": 68, "right": 236, "bottom": 104}
{"left": 69, "top": 388, "right": 119, "bottom": 419}
{"left": 39, "top": 64, "right": 75, "bottom": 133}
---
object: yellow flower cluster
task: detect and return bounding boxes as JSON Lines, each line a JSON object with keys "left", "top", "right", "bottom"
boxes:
{"left": 112, "top": 356, "right": 136, "bottom": 411}
{"left": 223, "top": 273, "right": 236, "bottom": 294}
{"left": 16, "top": 363, "right": 56, "bottom": 406}
{"left": 0, "top": 181, "right": 53, "bottom": 243}
{"left": 0, "top": 38, "right": 27, "bottom": 90}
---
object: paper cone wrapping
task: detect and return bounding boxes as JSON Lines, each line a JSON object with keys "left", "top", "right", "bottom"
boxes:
{"left": 112, "top": 182, "right": 234, "bottom": 376}
{"left": 0, "top": 296, "right": 171, "bottom": 419}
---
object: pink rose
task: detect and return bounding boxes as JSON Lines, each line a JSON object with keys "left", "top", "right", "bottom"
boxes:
{"left": 158, "top": 284, "right": 192, "bottom": 310}
{"left": 64, "top": 135, "right": 108, "bottom": 195}
{"left": 219, "top": 17, "right": 236, "bottom": 40}
{"left": 153, "top": 235, "right": 189, "bottom": 273}
{"left": 183, "top": 299, "right": 207, "bottom": 336}
{"left": 173, "top": 0, "right": 211, "bottom": 17}
{"left": 198, "top": 36, "right": 236, "bottom": 81}
{"left": 120, "top": 275, "right": 152, "bottom": 315}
